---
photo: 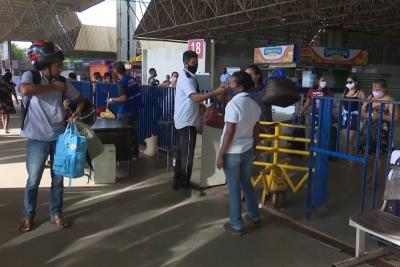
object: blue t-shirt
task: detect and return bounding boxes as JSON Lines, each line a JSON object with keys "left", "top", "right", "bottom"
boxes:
{"left": 117, "top": 75, "right": 143, "bottom": 114}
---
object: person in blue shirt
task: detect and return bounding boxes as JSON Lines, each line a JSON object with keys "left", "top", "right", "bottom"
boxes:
{"left": 108, "top": 61, "right": 143, "bottom": 158}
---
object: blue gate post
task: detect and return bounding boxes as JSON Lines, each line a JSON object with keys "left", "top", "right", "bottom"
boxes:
{"left": 312, "top": 98, "right": 333, "bottom": 209}
{"left": 306, "top": 98, "right": 317, "bottom": 219}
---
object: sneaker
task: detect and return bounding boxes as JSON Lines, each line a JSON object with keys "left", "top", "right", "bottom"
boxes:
{"left": 245, "top": 215, "right": 262, "bottom": 228}
{"left": 223, "top": 222, "right": 243, "bottom": 236}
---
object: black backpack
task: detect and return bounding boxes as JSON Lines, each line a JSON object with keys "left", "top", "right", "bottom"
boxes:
{"left": 21, "top": 70, "right": 42, "bottom": 130}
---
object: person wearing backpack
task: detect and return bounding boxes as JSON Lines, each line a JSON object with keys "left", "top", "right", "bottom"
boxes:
{"left": 18, "top": 40, "right": 86, "bottom": 232}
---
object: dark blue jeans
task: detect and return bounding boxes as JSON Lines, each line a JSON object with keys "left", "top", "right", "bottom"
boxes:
{"left": 117, "top": 112, "right": 139, "bottom": 157}
{"left": 223, "top": 148, "right": 260, "bottom": 230}
{"left": 23, "top": 139, "right": 64, "bottom": 219}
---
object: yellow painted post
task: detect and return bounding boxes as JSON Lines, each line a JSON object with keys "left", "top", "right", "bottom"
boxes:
{"left": 273, "top": 124, "right": 280, "bottom": 168}
{"left": 267, "top": 124, "right": 278, "bottom": 192}
{"left": 254, "top": 121, "right": 312, "bottom": 208}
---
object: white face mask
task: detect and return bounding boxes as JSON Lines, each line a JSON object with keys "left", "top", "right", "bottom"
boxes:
{"left": 319, "top": 81, "right": 327, "bottom": 88}
{"left": 346, "top": 83, "right": 355, "bottom": 90}
{"left": 372, "top": 91, "right": 385, "bottom": 98}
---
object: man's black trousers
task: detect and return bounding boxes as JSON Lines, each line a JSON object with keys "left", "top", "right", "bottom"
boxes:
{"left": 173, "top": 126, "right": 197, "bottom": 188}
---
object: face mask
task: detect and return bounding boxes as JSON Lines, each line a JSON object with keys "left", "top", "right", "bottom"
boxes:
{"left": 373, "top": 91, "right": 385, "bottom": 98}
{"left": 319, "top": 81, "right": 327, "bottom": 89}
{"left": 346, "top": 82, "right": 355, "bottom": 90}
{"left": 187, "top": 64, "right": 198, "bottom": 75}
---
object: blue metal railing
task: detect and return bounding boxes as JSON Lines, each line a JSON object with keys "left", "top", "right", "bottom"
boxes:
{"left": 71, "top": 81, "right": 177, "bottom": 147}
{"left": 306, "top": 96, "right": 400, "bottom": 219}
{"left": 70, "top": 81, "right": 94, "bottom": 103}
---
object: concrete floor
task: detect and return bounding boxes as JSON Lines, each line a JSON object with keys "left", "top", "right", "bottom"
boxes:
{"left": 0, "top": 107, "right": 396, "bottom": 267}
{"left": 0, "top": 172, "right": 354, "bottom": 267}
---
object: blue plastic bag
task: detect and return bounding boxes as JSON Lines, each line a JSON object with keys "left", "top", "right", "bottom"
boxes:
{"left": 53, "top": 123, "right": 87, "bottom": 179}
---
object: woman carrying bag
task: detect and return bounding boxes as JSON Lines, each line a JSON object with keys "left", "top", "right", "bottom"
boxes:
{"left": 217, "top": 71, "right": 262, "bottom": 235}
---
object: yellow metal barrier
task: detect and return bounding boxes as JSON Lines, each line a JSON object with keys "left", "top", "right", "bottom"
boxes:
{"left": 252, "top": 121, "right": 312, "bottom": 209}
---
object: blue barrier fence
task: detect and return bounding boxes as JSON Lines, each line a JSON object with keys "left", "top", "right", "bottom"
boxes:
{"left": 139, "top": 85, "right": 177, "bottom": 147}
{"left": 70, "top": 81, "right": 94, "bottom": 103}
{"left": 72, "top": 81, "right": 177, "bottom": 147}
{"left": 306, "top": 96, "right": 400, "bottom": 219}
{"left": 95, "top": 83, "right": 120, "bottom": 115}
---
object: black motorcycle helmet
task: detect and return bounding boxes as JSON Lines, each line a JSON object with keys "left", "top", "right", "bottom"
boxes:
{"left": 28, "top": 40, "right": 65, "bottom": 70}
{"left": 69, "top": 99, "right": 96, "bottom": 127}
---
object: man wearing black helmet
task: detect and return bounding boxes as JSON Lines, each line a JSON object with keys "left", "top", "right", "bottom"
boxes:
{"left": 18, "top": 40, "right": 86, "bottom": 232}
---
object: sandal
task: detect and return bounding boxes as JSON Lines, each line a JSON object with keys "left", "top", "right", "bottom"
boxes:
{"left": 19, "top": 218, "right": 34, "bottom": 233}
{"left": 51, "top": 214, "right": 70, "bottom": 229}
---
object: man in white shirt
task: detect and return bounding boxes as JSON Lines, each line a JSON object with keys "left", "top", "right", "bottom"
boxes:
{"left": 173, "top": 50, "right": 226, "bottom": 191}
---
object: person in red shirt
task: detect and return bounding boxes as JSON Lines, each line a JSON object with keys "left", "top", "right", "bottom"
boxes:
{"left": 299, "top": 76, "right": 333, "bottom": 116}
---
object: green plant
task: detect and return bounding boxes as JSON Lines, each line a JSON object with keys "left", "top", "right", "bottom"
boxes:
{"left": 11, "top": 43, "right": 27, "bottom": 60}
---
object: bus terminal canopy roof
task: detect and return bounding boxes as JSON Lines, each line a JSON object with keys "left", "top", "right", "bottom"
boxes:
{"left": 0, "top": 0, "right": 103, "bottom": 49}
{"left": 134, "top": 0, "right": 400, "bottom": 49}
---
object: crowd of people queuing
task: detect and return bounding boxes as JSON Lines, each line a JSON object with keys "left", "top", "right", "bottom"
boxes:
{"left": 1, "top": 41, "right": 398, "bottom": 236}
{"left": 65, "top": 67, "right": 179, "bottom": 89}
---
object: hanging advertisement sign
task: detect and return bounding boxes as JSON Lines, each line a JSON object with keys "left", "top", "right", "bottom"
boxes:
{"left": 254, "top": 44, "right": 295, "bottom": 64}
{"left": 301, "top": 46, "right": 368, "bottom": 65}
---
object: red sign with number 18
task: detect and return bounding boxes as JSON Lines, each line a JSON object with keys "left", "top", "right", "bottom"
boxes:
{"left": 188, "top": 39, "right": 205, "bottom": 59}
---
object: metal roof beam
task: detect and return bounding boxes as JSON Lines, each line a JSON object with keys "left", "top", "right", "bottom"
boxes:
{"left": 135, "top": 0, "right": 299, "bottom": 36}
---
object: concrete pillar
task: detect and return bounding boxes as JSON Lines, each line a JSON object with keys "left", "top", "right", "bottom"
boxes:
{"left": 209, "top": 39, "right": 216, "bottom": 90}
{"left": 117, "top": 0, "right": 136, "bottom": 61}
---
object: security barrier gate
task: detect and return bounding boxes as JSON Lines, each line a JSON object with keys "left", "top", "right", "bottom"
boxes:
{"left": 306, "top": 96, "right": 399, "bottom": 219}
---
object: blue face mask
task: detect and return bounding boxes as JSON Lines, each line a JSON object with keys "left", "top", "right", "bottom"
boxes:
{"left": 226, "top": 87, "right": 235, "bottom": 96}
